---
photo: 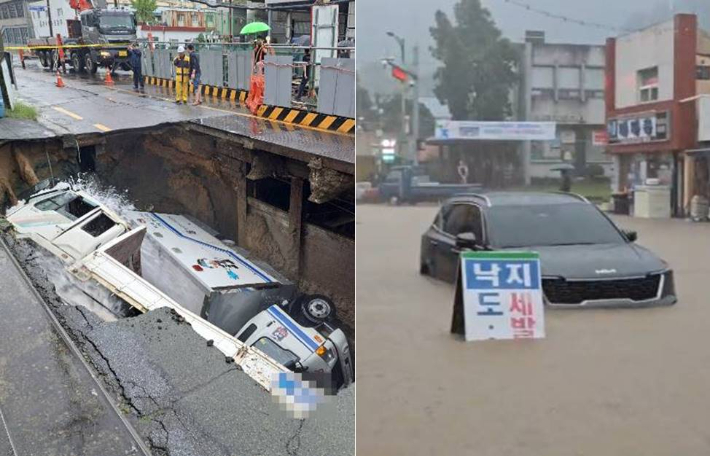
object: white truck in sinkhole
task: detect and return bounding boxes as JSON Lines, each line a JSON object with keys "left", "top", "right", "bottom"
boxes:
{"left": 4, "top": 182, "right": 353, "bottom": 391}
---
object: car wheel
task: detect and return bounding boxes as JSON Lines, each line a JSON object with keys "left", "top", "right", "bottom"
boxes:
{"left": 39, "top": 51, "right": 49, "bottom": 68}
{"left": 420, "top": 257, "right": 431, "bottom": 275}
{"left": 71, "top": 52, "right": 85, "bottom": 73}
{"left": 301, "top": 294, "right": 336, "bottom": 325}
{"left": 85, "top": 54, "right": 97, "bottom": 74}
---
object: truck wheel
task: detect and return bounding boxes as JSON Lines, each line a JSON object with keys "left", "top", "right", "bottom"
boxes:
{"left": 300, "top": 295, "right": 336, "bottom": 325}
{"left": 39, "top": 51, "right": 49, "bottom": 68}
{"left": 71, "top": 52, "right": 85, "bottom": 73}
{"left": 85, "top": 54, "right": 97, "bottom": 74}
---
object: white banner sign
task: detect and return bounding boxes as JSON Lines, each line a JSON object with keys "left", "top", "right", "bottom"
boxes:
{"left": 459, "top": 252, "right": 545, "bottom": 341}
{"left": 435, "top": 120, "right": 557, "bottom": 141}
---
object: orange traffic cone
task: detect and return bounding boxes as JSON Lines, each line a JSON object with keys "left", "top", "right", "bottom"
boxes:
{"left": 55, "top": 70, "right": 65, "bottom": 88}
{"left": 105, "top": 70, "right": 114, "bottom": 86}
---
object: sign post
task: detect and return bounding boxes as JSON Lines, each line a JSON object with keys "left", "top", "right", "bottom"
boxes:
{"left": 451, "top": 251, "right": 545, "bottom": 341}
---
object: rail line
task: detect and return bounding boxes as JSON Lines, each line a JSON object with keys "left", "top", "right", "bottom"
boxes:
{"left": 0, "top": 238, "right": 153, "bottom": 456}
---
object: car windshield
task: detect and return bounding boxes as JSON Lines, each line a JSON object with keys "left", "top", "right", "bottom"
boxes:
{"left": 253, "top": 337, "right": 300, "bottom": 368}
{"left": 486, "top": 203, "right": 625, "bottom": 248}
{"left": 99, "top": 15, "right": 134, "bottom": 30}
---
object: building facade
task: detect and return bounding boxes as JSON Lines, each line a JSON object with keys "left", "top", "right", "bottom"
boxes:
{"left": 605, "top": 14, "right": 710, "bottom": 217}
{"left": 0, "top": 0, "right": 33, "bottom": 44}
{"left": 518, "top": 31, "right": 611, "bottom": 181}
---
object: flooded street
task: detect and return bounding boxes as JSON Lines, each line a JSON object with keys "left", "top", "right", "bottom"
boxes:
{"left": 356, "top": 204, "right": 710, "bottom": 456}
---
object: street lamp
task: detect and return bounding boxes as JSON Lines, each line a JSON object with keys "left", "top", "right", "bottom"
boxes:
{"left": 386, "top": 31, "right": 405, "bottom": 64}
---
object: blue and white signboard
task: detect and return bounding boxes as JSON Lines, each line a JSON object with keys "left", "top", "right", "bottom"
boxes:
{"left": 435, "top": 120, "right": 556, "bottom": 141}
{"left": 459, "top": 251, "right": 545, "bottom": 341}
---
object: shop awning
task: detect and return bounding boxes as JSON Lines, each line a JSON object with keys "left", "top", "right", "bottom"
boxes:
{"left": 686, "top": 147, "right": 710, "bottom": 157}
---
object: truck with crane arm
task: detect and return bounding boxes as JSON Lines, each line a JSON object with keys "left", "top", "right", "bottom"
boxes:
{"left": 28, "top": 0, "right": 137, "bottom": 74}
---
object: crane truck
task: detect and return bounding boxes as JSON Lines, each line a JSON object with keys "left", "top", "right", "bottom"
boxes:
{"left": 28, "top": 0, "right": 136, "bottom": 74}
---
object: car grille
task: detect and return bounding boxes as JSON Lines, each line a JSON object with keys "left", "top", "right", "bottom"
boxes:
{"left": 542, "top": 275, "right": 661, "bottom": 305}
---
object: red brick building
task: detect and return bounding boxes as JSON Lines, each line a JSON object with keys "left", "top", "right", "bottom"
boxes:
{"left": 606, "top": 14, "right": 710, "bottom": 216}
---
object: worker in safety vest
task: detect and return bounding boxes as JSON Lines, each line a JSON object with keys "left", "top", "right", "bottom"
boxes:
{"left": 173, "top": 45, "right": 190, "bottom": 104}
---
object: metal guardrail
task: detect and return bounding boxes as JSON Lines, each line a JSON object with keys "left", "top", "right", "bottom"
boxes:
{"left": 139, "top": 41, "right": 354, "bottom": 116}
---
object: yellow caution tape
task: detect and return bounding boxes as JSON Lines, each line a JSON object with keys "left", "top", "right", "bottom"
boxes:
{"left": 6, "top": 43, "right": 131, "bottom": 51}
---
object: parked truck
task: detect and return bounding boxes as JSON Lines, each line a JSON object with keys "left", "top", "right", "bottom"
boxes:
{"left": 28, "top": 0, "right": 136, "bottom": 74}
{"left": 378, "top": 165, "right": 483, "bottom": 204}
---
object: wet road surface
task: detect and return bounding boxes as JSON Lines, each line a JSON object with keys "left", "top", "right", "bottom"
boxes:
{"left": 356, "top": 204, "right": 710, "bottom": 456}
{"left": 8, "top": 61, "right": 354, "bottom": 167}
{"left": 0, "top": 240, "right": 146, "bottom": 456}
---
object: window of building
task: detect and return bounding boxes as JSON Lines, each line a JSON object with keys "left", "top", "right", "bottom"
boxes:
{"left": 191, "top": 14, "right": 198, "bottom": 27}
{"left": 638, "top": 67, "right": 659, "bottom": 103}
{"left": 177, "top": 13, "right": 185, "bottom": 26}
{"left": 8, "top": 3, "right": 17, "bottom": 18}
{"left": 15, "top": 2, "right": 23, "bottom": 17}
{"left": 1, "top": 5, "right": 8, "bottom": 19}
{"left": 57, "top": 7, "right": 62, "bottom": 17}
{"left": 698, "top": 65, "right": 710, "bottom": 81}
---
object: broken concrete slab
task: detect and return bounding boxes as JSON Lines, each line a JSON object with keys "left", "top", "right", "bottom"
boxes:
{"left": 5, "top": 236, "right": 355, "bottom": 456}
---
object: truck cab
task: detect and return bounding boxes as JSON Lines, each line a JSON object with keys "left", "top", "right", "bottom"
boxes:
{"left": 124, "top": 211, "right": 354, "bottom": 390}
{"left": 237, "top": 305, "right": 353, "bottom": 390}
{"left": 78, "top": 9, "right": 136, "bottom": 72}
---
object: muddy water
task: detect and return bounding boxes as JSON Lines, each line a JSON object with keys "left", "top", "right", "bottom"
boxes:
{"left": 356, "top": 204, "right": 710, "bottom": 456}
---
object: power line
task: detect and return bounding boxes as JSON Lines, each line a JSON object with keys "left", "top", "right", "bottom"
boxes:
{"left": 498, "top": 0, "right": 631, "bottom": 33}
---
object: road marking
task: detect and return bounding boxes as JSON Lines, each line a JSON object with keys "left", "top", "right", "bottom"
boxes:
{"left": 94, "top": 123, "right": 111, "bottom": 132}
{"left": 52, "top": 106, "right": 83, "bottom": 120}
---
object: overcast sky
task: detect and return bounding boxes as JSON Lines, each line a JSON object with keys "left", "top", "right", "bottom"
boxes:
{"left": 357, "top": 0, "right": 710, "bottom": 96}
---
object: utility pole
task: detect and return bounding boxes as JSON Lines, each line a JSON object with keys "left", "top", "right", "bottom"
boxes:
{"left": 387, "top": 31, "right": 408, "bottom": 163}
{"left": 410, "top": 44, "right": 420, "bottom": 165}
{"left": 46, "top": 0, "right": 54, "bottom": 37}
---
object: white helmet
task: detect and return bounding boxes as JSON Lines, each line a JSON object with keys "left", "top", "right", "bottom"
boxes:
{"left": 177, "top": 45, "right": 185, "bottom": 53}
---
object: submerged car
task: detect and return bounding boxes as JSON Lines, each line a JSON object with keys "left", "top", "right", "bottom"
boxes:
{"left": 420, "top": 192, "right": 676, "bottom": 307}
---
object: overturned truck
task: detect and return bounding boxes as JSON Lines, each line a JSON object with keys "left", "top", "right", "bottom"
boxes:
{"left": 5, "top": 182, "right": 353, "bottom": 395}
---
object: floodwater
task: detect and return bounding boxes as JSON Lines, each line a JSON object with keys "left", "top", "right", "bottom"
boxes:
{"left": 356, "top": 204, "right": 710, "bottom": 456}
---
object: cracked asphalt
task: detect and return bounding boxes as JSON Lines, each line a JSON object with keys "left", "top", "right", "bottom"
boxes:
{"left": 4, "top": 236, "right": 354, "bottom": 456}
{"left": 0, "top": 239, "right": 143, "bottom": 456}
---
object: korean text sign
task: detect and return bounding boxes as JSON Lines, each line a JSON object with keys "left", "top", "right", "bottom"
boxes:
{"left": 461, "top": 251, "right": 545, "bottom": 341}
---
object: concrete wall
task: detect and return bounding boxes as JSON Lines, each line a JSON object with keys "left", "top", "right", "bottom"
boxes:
{"left": 524, "top": 42, "right": 606, "bottom": 125}
{"left": 93, "top": 126, "right": 355, "bottom": 334}
{"left": 615, "top": 19, "right": 675, "bottom": 109}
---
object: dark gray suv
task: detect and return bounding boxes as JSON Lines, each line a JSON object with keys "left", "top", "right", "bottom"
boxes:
{"left": 420, "top": 192, "right": 676, "bottom": 307}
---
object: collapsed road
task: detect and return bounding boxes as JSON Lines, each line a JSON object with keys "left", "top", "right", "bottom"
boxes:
{"left": 0, "top": 57, "right": 355, "bottom": 455}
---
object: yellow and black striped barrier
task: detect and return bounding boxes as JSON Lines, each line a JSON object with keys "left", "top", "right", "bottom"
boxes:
{"left": 255, "top": 105, "right": 355, "bottom": 134}
{"left": 143, "top": 76, "right": 355, "bottom": 134}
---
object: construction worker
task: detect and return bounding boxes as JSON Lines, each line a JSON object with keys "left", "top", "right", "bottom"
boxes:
{"left": 173, "top": 45, "right": 190, "bottom": 104}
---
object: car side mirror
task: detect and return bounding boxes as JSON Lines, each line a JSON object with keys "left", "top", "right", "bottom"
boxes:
{"left": 623, "top": 230, "right": 637, "bottom": 242}
{"left": 456, "top": 232, "right": 478, "bottom": 249}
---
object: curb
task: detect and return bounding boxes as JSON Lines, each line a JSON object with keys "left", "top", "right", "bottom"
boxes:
{"left": 255, "top": 105, "right": 355, "bottom": 134}
{"left": 143, "top": 76, "right": 354, "bottom": 134}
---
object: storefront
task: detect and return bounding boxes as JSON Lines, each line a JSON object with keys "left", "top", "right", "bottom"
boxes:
{"left": 607, "top": 110, "right": 680, "bottom": 217}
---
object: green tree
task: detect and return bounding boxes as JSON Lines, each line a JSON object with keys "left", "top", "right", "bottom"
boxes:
{"left": 429, "top": 0, "right": 517, "bottom": 120}
{"left": 379, "top": 93, "right": 436, "bottom": 139}
{"left": 131, "top": 0, "right": 157, "bottom": 24}
{"left": 356, "top": 77, "right": 373, "bottom": 120}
